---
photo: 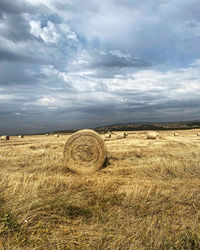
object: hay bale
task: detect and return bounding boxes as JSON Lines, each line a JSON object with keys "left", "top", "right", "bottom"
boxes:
{"left": 174, "top": 132, "right": 179, "bottom": 136}
{"left": 116, "top": 133, "right": 126, "bottom": 139}
{"left": 63, "top": 129, "right": 107, "bottom": 174}
{"left": 1, "top": 135, "right": 9, "bottom": 140}
{"left": 197, "top": 132, "right": 200, "bottom": 136}
{"left": 105, "top": 133, "right": 111, "bottom": 138}
{"left": 147, "top": 131, "right": 159, "bottom": 140}
{"left": 18, "top": 135, "right": 24, "bottom": 138}
{"left": 111, "top": 132, "right": 118, "bottom": 135}
{"left": 55, "top": 134, "right": 59, "bottom": 138}
{"left": 45, "top": 134, "right": 49, "bottom": 136}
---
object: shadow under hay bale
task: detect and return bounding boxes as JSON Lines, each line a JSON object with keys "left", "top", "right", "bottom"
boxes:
{"left": 63, "top": 129, "right": 107, "bottom": 174}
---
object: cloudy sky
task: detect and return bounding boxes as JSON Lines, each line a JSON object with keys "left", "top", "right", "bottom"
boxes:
{"left": 0, "top": 0, "right": 200, "bottom": 134}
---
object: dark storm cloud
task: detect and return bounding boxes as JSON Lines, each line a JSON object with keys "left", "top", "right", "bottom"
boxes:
{"left": 68, "top": 49, "right": 152, "bottom": 79}
{"left": 0, "top": 48, "right": 46, "bottom": 64}
{"left": 0, "top": 0, "right": 50, "bottom": 16}
{"left": 0, "top": 48, "right": 28, "bottom": 62}
{"left": 0, "top": 14, "right": 38, "bottom": 42}
{"left": 0, "top": 62, "right": 45, "bottom": 85}
{"left": 53, "top": 0, "right": 100, "bottom": 13}
{"left": 0, "top": 111, "right": 12, "bottom": 116}
{"left": 90, "top": 51, "right": 151, "bottom": 69}
{"left": 0, "top": 0, "right": 33, "bottom": 15}
{"left": 0, "top": 49, "right": 52, "bottom": 66}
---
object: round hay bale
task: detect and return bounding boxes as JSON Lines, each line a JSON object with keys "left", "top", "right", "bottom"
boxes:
{"left": 63, "top": 129, "right": 107, "bottom": 174}
{"left": 45, "top": 133, "right": 49, "bottom": 136}
{"left": 147, "top": 131, "right": 159, "bottom": 140}
{"left": 105, "top": 133, "right": 111, "bottom": 138}
{"left": 116, "top": 133, "right": 126, "bottom": 139}
{"left": 18, "top": 135, "right": 24, "bottom": 138}
{"left": 123, "top": 132, "right": 128, "bottom": 137}
{"left": 1, "top": 135, "right": 9, "bottom": 140}
{"left": 174, "top": 132, "right": 179, "bottom": 136}
{"left": 197, "top": 132, "right": 200, "bottom": 136}
{"left": 55, "top": 134, "right": 59, "bottom": 138}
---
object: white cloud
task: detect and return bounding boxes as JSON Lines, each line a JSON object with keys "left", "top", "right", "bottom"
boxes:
{"left": 29, "top": 18, "right": 79, "bottom": 45}
{"left": 0, "top": 94, "right": 16, "bottom": 102}
{"left": 30, "top": 20, "right": 60, "bottom": 44}
{"left": 27, "top": 95, "right": 67, "bottom": 109}
{"left": 39, "top": 96, "right": 58, "bottom": 106}
{"left": 41, "top": 65, "right": 68, "bottom": 82}
{"left": 109, "top": 50, "right": 131, "bottom": 59}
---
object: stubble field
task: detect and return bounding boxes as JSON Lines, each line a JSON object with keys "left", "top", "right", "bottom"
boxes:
{"left": 0, "top": 130, "right": 200, "bottom": 249}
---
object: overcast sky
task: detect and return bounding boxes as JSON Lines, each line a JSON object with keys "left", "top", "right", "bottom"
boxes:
{"left": 0, "top": 0, "right": 200, "bottom": 134}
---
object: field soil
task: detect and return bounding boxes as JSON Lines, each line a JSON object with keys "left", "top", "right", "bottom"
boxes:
{"left": 0, "top": 130, "right": 200, "bottom": 249}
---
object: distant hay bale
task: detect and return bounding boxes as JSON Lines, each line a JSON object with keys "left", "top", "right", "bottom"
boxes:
{"left": 105, "top": 133, "right": 111, "bottom": 138}
{"left": 63, "top": 129, "right": 107, "bottom": 174}
{"left": 197, "top": 132, "right": 200, "bottom": 136}
{"left": 174, "top": 132, "right": 179, "bottom": 136}
{"left": 1, "top": 135, "right": 9, "bottom": 140}
{"left": 111, "top": 132, "right": 118, "bottom": 135}
{"left": 55, "top": 134, "right": 59, "bottom": 138}
{"left": 116, "top": 133, "right": 126, "bottom": 139}
{"left": 18, "top": 135, "right": 24, "bottom": 138}
{"left": 123, "top": 132, "right": 128, "bottom": 137}
{"left": 45, "top": 134, "right": 49, "bottom": 136}
{"left": 147, "top": 131, "right": 159, "bottom": 140}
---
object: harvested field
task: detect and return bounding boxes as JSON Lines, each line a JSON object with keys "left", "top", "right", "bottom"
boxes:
{"left": 0, "top": 129, "right": 200, "bottom": 249}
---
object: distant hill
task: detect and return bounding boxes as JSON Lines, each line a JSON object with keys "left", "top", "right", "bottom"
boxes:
{"left": 94, "top": 121, "right": 200, "bottom": 132}
{"left": 53, "top": 121, "right": 200, "bottom": 134}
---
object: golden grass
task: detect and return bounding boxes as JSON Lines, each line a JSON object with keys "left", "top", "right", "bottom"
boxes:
{"left": 0, "top": 130, "right": 200, "bottom": 249}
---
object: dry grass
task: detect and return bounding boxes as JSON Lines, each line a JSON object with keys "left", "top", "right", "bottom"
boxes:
{"left": 0, "top": 130, "right": 200, "bottom": 249}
